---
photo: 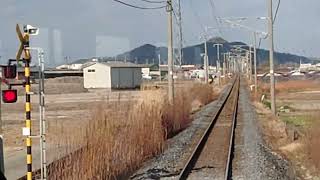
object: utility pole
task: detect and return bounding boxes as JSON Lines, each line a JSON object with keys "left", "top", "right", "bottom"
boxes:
{"left": 228, "top": 52, "right": 231, "bottom": 74}
{"left": 28, "top": 48, "right": 47, "bottom": 180}
{"left": 247, "top": 47, "right": 250, "bottom": 80}
{"left": 214, "top": 44, "right": 223, "bottom": 86}
{"left": 158, "top": 54, "right": 162, "bottom": 82}
{"left": 167, "top": 0, "right": 174, "bottom": 103}
{"left": 249, "top": 45, "right": 252, "bottom": 82}
{"left": 253, "top": 32, "right": 258, "bottom": 93}
{"left": 0, "top": 71, "right": 3, "bottom": 176}
{"left": 223, "top": 53, "right": 226, "bottom": 78}
{"left": 178, "top": 0, "right": 183, "bottom": 67}
{"left": 0, "top": 56, "right": 2, "bottom": 176}
{"left": 268, "top": 0, "right": 276, "bottom": 115}
{"left": 204, "top": 40, "right": 209, "bottom": 83}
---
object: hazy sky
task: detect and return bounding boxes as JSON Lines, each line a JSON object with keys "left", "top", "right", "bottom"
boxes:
{"left": 0, "top": 0, "right": 319, "bottom": 65}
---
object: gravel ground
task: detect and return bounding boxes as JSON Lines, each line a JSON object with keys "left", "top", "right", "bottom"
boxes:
{"left": 232, "top": 78, "right": 295, "bottom": 180}
{"left": 130, "top": 84, "right": 232, "bottom": 180}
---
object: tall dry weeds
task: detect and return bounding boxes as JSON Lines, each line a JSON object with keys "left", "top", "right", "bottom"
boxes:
{"left": 305, "top": 113, "right": 320, "bottom": 170}
{"left": 49, "top": 83, "right": 216, "bottom": 179}
{"left": 259, "top": 80, "right": 320, "bottom": 95}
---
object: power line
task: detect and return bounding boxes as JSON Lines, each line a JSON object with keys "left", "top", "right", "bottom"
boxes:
{"left": 139, "top": 0, "right": 166, "bottom": 3}
{"left": 112, "top": 0, "right": 166, "bottom": 10}
{"left": 171, "top": 6, "right": 184, "bottom": 65}
{"left": 207, "top": 0, "right": 224, "bottom": 37}
{"left": 188, "top": 0, "right": 206, "bottom": 34}
{"left": 273, "top": 0, "right": 281, "bottom": 23}
{"left": 258, "top": 38, "right": 262, "bottom": 49}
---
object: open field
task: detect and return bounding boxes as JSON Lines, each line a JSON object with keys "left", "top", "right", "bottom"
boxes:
{"left": 3, "top": 90, "right": 132, "bottom": 179}
{"left": 254, "top": 79, "right": 320, "bottom": 179}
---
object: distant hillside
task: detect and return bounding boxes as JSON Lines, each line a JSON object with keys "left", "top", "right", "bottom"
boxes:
{"left": 70, "top": 37, "right": 312, "bottom": 66}
{"left": 116, "top": 44, "right": 167, "bottom": 64}
{"left": 115, "top": 37, "right": 311, "bottom": 66}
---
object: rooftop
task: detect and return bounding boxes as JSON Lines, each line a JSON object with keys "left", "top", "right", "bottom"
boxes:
{"left": 86, "top": 62, "right": 145, "bottom": 68}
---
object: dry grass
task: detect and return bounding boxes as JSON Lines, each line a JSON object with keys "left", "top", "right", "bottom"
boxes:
{"left": 253, "top": 80, "right": 320, "bottom": 102}
{"left": 305, "top": 113, "right": 320, "bottom": 170}
{"left": 48, "top": 83, "right": 216, "bottom": 179}
{"left": 259, "top": 80, "right": 320, "bottom": 95}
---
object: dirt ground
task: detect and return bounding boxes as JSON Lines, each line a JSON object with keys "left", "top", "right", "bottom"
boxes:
{"left": 3, "top": 89, "right": 143, "bottom": 153}
{"left": 253, "top": 82, "right": 320, "bottom": 179}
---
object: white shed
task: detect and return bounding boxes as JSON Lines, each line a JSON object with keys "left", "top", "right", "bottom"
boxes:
{"left": 83, "top": 62, "right": 142, "bottom": 89}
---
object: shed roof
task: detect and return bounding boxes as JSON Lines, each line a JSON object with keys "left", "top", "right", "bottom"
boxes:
{"left": 85, "top": 62, "right": 144, "bottom": 68}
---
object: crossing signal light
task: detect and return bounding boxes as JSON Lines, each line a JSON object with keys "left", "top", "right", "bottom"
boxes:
{"left": 2, "top": 65, "right": 17, "bottom": 79}
{"left": 2, "top": 89, "right": 18, "bottom": 103}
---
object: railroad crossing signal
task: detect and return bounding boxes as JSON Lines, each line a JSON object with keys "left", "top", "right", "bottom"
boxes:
{"left": 1, "top": 24, "right": 45, "bottom": 180}
{"left": 2, "top": 90, "right": 17, "bottom": 103}
{"left": 2, "top": 64, "right": 17, "bottom": 79}
{"left": 16, "top": 24, "right": 34, "bottom": 180}
{"left": 16, "top": 24, "right": 28, "bottom": 61}
{"left": 1, "top": 60, "right": 18, "bottom": 103}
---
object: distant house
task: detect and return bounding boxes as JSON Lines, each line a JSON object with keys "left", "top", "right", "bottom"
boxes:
{"left": 56, "top": 63, "right": 83, "bottom": 70}
{"left": 56, "top": 58, "right": 98, "bottom": 70}
{"left": 83, "top": 62, "right": 143, "bottom": 89}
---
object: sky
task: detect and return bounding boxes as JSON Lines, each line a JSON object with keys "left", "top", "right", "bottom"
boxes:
{"left": 0, "top": 0, "right": 319, "bottom": 66}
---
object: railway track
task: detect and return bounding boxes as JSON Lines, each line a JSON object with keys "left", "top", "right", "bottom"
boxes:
{"left": 178, "top": 76, "right": 240, "bottom": 180}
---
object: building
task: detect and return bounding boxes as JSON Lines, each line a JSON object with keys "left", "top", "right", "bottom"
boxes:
{"left": 16, "top": 66, "right": 83, "bottom": 80}
{"left": 83, "top": 62, "right": 142, "bottom": 89}
{"left": 56, "top": 63, "right": 84, "bottom": 70}
{"left": 56, "top": 58, "right": 99, "bottom": 70}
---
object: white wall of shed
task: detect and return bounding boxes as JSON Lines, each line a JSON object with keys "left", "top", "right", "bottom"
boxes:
{"left": 83, "top": 63, "right": 111, "bottom": 88}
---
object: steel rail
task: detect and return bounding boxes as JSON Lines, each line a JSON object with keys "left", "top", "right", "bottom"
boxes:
{"left": 178, "top": 76, "right": 239, "bottom": 180}
{"left": 224, "top": 77, "right": 240, "bottom": 180}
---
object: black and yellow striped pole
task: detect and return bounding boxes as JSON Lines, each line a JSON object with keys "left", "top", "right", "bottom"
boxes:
{"left": 16, "top": 24, "right": 35, "bottom": 180}
{"left": 23, "top": 33, "right": 32, "bottom": 180}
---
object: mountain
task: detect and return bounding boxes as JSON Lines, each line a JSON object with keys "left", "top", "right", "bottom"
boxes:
{"left": 116, "top": 44, "right": 168, "bottom": 64}
{"left": 115, "top": 37, "right": 311, "bottom": 66}
{"left": 71, "top": 37, "right": 312, "bottom": 66}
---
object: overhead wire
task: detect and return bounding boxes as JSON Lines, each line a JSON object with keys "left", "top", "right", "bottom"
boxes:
{"left": 172, "top": 4, "right": 188, "bottom": 48}
{"left": 207, "top": 0, "right": 224, "bottom": 37}
{"left": 171, "top": 1, "right": 185, "bottom": 64}
{"left": 273, "top": 0, "right": 281, "bottom": 23}
{"left": 188, "top": 0, "right": 206, "bottom": 35}
{"left": 138, "top": 0, "right": 166, "bottom": 3}
{"left": 258, "top": 0, "right": 280, "bottom": 48}
{"left": 258, "top": 38, "right": 262, "bottom": 49}
{"left": 112, "top": 0, "right": 166, "bottom": 10}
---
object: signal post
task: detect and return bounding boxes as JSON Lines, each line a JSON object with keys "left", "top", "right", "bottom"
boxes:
{"left": 0, "top": 24, "right": 45, "bottom": 180}
{"left": 16, "top": 24, "right": 34, "bottom": 180}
